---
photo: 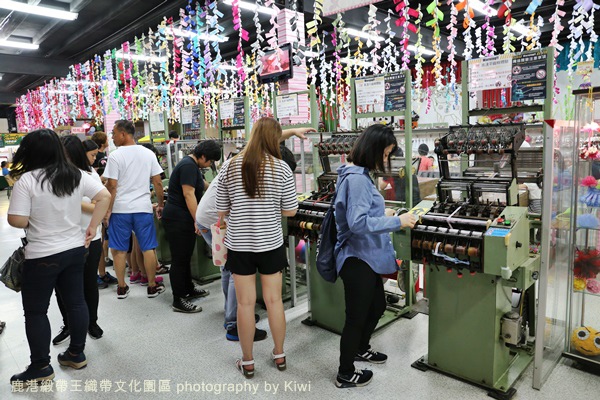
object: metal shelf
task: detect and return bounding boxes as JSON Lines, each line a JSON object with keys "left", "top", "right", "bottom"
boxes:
{"left": 468, "top": 105, "right": 544, "bottom": 117}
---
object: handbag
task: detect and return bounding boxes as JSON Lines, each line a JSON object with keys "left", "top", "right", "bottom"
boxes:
{"left": 210, "top": 218, "right": 228, "bottom": 267}
{"left": 0, "top": 237, "right": 27, "bottom": 293}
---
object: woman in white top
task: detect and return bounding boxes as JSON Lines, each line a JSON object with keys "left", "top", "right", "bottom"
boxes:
{"left": 216, "top": 117, "right": 298, "bottom": 378}
{"left": 7, "top": 129, "right": 110, "bottom": 386}
{"left": 51, "top": 136, "right": 107, "bottom": 348}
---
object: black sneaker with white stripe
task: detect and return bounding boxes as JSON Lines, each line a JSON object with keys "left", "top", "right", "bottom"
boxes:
{"left": 355, "top": 348, "right": 388, "bottom": 364}
{"left": 172, "top": 297, "right": 202, "bottom": 313}
{"left": 335, "top": 368, "right": 373, "bottom": 388}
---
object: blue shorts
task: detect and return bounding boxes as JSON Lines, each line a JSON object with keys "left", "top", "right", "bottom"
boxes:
{"left": 108, "top": 213, "right": 158, "bottom": 252}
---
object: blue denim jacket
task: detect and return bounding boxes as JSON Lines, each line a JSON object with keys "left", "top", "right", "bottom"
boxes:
{"left": 334, "top": 165, "right": 402, "bottom": 275}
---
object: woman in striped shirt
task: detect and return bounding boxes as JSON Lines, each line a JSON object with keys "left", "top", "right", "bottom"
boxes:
{"left": 217, "top": 117, "right": 298, "bottom": 378}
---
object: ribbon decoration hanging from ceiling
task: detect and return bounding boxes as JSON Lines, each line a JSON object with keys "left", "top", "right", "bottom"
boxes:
{"left": 456, "top": 0, "right": 475, "bottom": 60}
{"left": 306, "top": 0, "right": 324, "bottom": 84}
{"left": 446, "top": 0, "right": 459, "bottom": 107}
{"left": 232, "top": 0, "right": 249, "bottom": 93}
{"left": 323, "top": 0, "right": 382, "bottom": 16}
{"left": 413, "top": 5, "right": 425, "bottom": 96}
{"left": 499, "top": 0, "right": 516, "bottom": 54}
{"left": 426, "top": 0, "right": 444, "bottom": 87}
{"left": 483, "top": 0, "right": 496, "bottom": 56}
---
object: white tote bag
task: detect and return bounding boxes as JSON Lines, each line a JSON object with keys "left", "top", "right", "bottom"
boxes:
{"left": 210, "top": 219, "right": 228, "bottom": 266}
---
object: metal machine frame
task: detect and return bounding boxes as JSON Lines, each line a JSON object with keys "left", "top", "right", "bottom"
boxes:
{"left": 295, "top": 72, "right": 418, "bottom": 334}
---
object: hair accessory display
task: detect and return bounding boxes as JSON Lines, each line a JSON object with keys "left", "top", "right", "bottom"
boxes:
{"left": 574, "top": 248, "right": 600, "bottom": 280}
{"left": 577, "top": 213, "right": 600, "bottom": 229}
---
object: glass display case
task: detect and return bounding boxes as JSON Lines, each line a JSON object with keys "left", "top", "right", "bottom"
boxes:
{"left": 564, "top": 87, "right": 600, "bottom": 368}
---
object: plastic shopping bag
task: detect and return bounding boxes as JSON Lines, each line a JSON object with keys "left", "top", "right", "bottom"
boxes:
{"left": 210, "top": 219, "right": 227, "bottom": 266}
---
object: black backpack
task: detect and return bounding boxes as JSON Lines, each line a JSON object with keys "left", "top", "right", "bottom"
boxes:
{"left": 315, "top": 193, "right": 338, "bottom": 283}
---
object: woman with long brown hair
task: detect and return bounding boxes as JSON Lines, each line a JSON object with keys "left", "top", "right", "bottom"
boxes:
{"left": 216, "top": 117, "right": 298, "bottom": 378}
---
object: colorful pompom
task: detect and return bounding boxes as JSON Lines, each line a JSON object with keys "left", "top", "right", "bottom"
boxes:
{"left": 581, "top": 176, "right": 598, "bottom": 187}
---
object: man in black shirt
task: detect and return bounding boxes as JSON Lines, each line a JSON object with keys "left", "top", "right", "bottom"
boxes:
{"left": 162, "top": 140, "right": 222, "bottom": 312}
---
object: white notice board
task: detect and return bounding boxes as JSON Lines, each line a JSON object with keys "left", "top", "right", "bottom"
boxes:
{"left": 468, "top": 54, "right": 513, "bottom": 91}
{"left": 355, "top": 76, "right": 385, "bottom": 114}
{"left": 149, "top": 112, "right": 165, "bottom": 132}
{"left": 276, "top": 94, "right": 299, "bottom": 118}
{"left": 219, "top": 99, "right": 234, "bottom": 120}
{"left": 181, "top": 107, "right": 193, "bottom": 125}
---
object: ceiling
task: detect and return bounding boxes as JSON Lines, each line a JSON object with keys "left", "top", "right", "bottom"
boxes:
{"left": 0, "top": 0, "right": 594, "bottom": 112}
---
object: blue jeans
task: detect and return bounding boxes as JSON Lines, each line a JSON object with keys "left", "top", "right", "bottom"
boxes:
{"left": 199, "top": 224, "right": 236, "bottom": 329}
{"left": 22, "top": 247, "right": 88, "bottom": 368}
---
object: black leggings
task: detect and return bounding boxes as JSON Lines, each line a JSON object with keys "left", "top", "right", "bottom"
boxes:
{"left": 338, "top": 257, "right": 386, "bottom": 375}
{"left": 56, "top": 238, "right": 102, "bottom": 327}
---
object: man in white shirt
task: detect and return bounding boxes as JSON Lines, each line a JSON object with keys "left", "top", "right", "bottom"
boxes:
{"left": 103, "top": 120, "right": 165, "bottom": 299}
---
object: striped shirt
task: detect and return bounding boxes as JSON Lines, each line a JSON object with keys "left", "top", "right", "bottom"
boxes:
{"left": 216, "top": 155, "right": 298, "bottom": 252}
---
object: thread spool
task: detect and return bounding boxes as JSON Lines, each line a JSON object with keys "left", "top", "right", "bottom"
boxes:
{"left": 422, "top": 241, "right": 433, "bottom": 250}
{"left": 444, "top": 243, "right": 455, "bottom": 254}
{"left": 467, "top": 246, "right": 480, "bottom": 257}
{"left": 412, "top": 239, "right": 422, "bottom": 249}
{"left": 306, "top": 222, "right": 313, "bottom": 230}
{"left": 455, "top": 245, "right": 467, "bottom": 255}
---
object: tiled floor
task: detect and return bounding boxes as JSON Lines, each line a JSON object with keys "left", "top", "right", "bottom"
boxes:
{"left": 1, "top": 192, "right": 599, "bottom": 399}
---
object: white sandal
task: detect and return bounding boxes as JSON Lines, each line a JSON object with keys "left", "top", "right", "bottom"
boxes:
{"left": 272, "top": 352, "right": 286, "bottom": 371}
{"left": 236, "top": 359, "right": 254, "bottom": 378}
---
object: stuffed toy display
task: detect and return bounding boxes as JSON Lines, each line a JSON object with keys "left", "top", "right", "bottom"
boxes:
{"left": 579, "top": 176, "right": 600, "bottom": 208}
{"left": 571, "top": 326, "right": 600, "bottom": 357}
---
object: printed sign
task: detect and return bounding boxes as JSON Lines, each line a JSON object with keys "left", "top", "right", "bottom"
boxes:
{"left": 355, "top": 75, "right": 385, "bottom": 114}
{"left": 220, "top": 98, "right": 245, "bottom": 128}
{"left": 276, "top": 94, "right": 299, "bottom": 117}
{"left": 469, "top": 54, "right": 513, "bottom": 91}
{"left": 219, "top": 99, "right": 234, "bottom": 120}
{"left": 485, "top": 228, "right": 510, "bottom": 237}
{"left": 2, "top": 133, "right": 25, "bottom": 146}
{"left": 511, "top": 51, "right": 548, "bottom": 101}
{"left": 181, "top": 107, "right": 193, "bottom": 125}
{"left": 233, "top": 98, "right": 245, "bottom": 126}
{"left": 191, "top": 107, "right": 202, "bottom": 130}
{"left": 71, "top": 127, "right": 87, "bottom": 134}
{"left": 384, "top": 72, "right": 406, "bottom": 112}
{"left": 149, "top": 112, "right": 165, "bottom": 132}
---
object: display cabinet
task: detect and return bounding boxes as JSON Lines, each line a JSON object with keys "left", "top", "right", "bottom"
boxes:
{"left": 564, "top": 87, "right": 600, "bottom": 368}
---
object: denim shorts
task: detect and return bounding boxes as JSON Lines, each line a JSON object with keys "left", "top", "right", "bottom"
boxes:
{"left": 108, "top": 213, "right": 158, "bottom": 252}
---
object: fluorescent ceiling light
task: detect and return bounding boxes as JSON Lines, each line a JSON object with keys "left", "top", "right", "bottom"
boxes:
{"left": 470, "top": 1, "right": 529, "bottom": 37}
{"left": 510, "top": 22, "right": 530, "bottom": 37}
{"left": 469, "top": 0, "right": 495, "bottom": 17}
{"left": 115, "top": 51, "right": 167, "bottom": 63}
{"left": 171, "top": 28, "right": 228, "bottom": 42}
{"left": 63, "top": 81, "right": 101, "bottom": 86}
{"left": 407, "top": 45, "right": 435, "bottom": 56}
{"left": 176, "top": 95, "right": 203, "bottom": 100}
{"left": 219, "top": 65, "right": 237, "bottom": 71}
{"left": 223, "top": 0, "right": 277, "bottom": 16}
{"left": 341, "top": 58, "right": 372, "bottom": 68}
{"left": 0, "top": 0, "right": 78, "bottom": 20}
{"left": 206, "top": 87, "right": 233, "bottom": 94}
{"left": 0, "top": 40, "right": 39, "bottom": 50}
{"left": 344, "top": 28, "right": 385, "bottom": 43}
{"left": 51, "top": 90, "right": 80, "bottom": 95}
